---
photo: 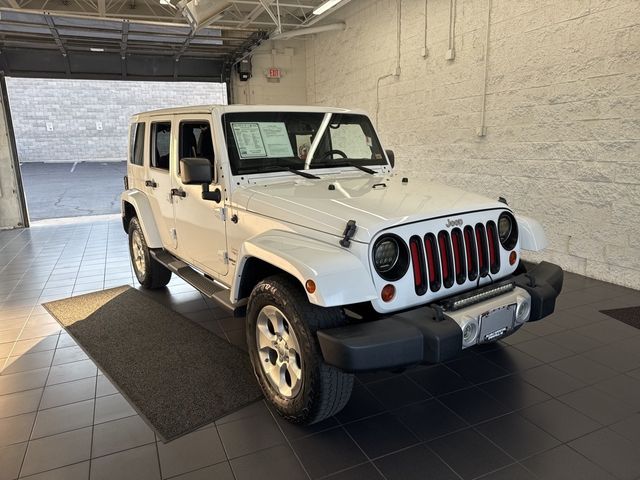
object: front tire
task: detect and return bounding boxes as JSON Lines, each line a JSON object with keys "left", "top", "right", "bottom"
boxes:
{"left": 128, "top": 217, "right": 171, "bottom": 289}
{"left": 246, "top": 275, "right": 354, "bottom": 425}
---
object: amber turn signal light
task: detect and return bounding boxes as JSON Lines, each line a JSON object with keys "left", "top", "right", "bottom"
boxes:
{"left": 305, "top": 279, "right": 316, "bottom": 294}
{"left": 509, "top": 251, "right": 517, "bottom": 266}
{"left": 381, "top": 284, "right": 395, "bottom": 302}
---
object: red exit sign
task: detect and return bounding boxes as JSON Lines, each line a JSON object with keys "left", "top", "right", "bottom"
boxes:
{"left": 266, "top": 67, "right": 282, "bottom": 79}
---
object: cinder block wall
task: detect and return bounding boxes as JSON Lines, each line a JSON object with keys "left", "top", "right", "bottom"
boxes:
{"left": 6, "top": 78, "right": 227, "bottom": 163}
{"left": 305, "top": 0, "right": 640, "bottom": 289}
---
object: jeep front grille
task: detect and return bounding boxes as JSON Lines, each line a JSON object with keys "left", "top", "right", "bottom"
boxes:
{"left": 410, "top": 222, "right": 500, "bottom": 295}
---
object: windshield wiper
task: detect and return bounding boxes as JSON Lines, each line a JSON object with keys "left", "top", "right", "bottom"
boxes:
{"left": 250, "top": 165, "right": 320, "bottom": 179}
{"left": 288, "top": 167, "right": 320, "bottom": 179}
{"left": 331, "top": 161, "right": 376, "bottom": 175}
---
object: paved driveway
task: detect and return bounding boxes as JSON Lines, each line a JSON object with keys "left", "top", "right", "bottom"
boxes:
{"left": 20, "top": 162, "right": 126, "bottom": 221}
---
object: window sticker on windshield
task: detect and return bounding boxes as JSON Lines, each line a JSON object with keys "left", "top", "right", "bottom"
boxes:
{"left": 231, "top": 122, "right": 267, "bottom": 158}
{"left": 231, "top": 122, "right": 294, "bottom": 159}
{"left": 259, "top": 122, "right": 294, "bottom": 158}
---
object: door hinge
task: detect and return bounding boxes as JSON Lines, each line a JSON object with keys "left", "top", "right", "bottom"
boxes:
{"left": 218, "top": 250, "right": 229, "bottom": 264}
{"left": 220, "top": 207, "right": 227, "bottom": 222}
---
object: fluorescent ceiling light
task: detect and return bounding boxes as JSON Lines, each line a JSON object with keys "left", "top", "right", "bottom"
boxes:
{"left": 90, "top": 48, "right": 104, "bottom": 52}
{"left": 159, "top": 0, "right": 172, "bottom": 4}
{"left": 313, "top": 0, "right": 343, "bottom": 15}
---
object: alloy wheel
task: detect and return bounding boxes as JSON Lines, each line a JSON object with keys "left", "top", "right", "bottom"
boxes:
{"left": 255, "top": 305, "right": 303, "bottom": 398}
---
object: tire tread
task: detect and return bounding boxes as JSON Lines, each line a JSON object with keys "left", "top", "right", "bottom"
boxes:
{"left": 248, "top": 274, "right": 353, "bottom": 425}
{"left": 128, "top": 217, "right": 171, "bottom": 289}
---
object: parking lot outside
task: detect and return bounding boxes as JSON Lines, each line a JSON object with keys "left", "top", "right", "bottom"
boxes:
{"left": 20, "top": 162, "right": 126, "bottom": 221}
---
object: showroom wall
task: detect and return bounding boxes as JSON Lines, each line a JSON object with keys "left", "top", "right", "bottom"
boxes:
{"left": 0, "top": 84, "right": 25, "bottom": 229}
{"left": 303, "top": 0, "right": 640, "bottom": 289}
{"left": 6, "top": 78, "right": 227, "bottom": 163}
{"left": 231, "top": 39, "right": 307, "bottom": 105}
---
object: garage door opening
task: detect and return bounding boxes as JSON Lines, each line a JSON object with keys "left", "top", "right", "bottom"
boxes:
{"left": 6, "top": 77, "right": 227, "bottom": 222}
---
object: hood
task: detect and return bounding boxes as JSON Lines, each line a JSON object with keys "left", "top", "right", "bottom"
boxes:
{"left": 233, "top": 173, "right": 505, "bottom": 243}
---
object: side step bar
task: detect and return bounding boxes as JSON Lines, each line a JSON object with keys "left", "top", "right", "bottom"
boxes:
{"left": 150, "top": 249, "right": 246, "bottom": 316}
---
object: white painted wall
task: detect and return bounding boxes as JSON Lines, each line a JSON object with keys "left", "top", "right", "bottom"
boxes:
{"left": 0, "top": 85, "right": 25, "bottom": 229}
{"left": 301, "top": 0, "right": 640, "bottom": 290}
{"left": 231, "top": 39, "right": 307, "bottom": 105}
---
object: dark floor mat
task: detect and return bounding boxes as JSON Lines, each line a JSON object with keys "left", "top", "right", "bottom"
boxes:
{"left": 600, "top": 306, "right": 640, "bottom": 329}
{"left": 43, "top": 286, "right": 262, "bottom": 441}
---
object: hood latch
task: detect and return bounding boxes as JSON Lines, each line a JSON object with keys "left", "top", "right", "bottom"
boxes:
{"left": 339, "top": 220, "right": 357, "bottom": 248}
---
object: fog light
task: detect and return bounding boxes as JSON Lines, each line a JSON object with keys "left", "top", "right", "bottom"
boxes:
{"left": 462, "top": 322, "right": 478, "bottom": 344}
{"left": 516, "top": 297, "right": 531, "bottom": 322}
{"left": 305, "top": 279, "right": 316, "bottom": 294}
{"left": 509, "top": 251, "right": 517, "bottom": 265}
{"left": 381, "top": 284, "right": 395, "bottom": 302}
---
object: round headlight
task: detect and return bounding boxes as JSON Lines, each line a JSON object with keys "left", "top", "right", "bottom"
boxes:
{"left": 498, "top": 215, "right": 512, "bottom": 240}
{"left": 372, "top": 235, "right": 409, "bottom": 281}
{"left": 497, "top": 212, "right": 518, "bottom": 250}
{"left": 374, "top": 238, "right": 399, "bottom": 272}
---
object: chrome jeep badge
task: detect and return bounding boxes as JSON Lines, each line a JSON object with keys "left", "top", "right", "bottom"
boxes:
{"left": 446, "top": 218, "right": 463, "bottom": 228}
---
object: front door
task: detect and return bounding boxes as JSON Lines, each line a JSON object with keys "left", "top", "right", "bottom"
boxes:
{"left": 171, "top": 115, "right": 229, "bottom": 276}
{"left": 145, "top": 116, "right": 177, "bottom": 250}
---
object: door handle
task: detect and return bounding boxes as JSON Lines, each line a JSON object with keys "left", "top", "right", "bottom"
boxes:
{"left": 171, "top": 188, "right": 186, "bottom": 198}
{"left": 145, "top": 180, "right": 157, "bottom": 188}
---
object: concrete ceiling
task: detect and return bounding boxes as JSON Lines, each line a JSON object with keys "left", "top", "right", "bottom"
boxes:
{"left": 0, "top": 0, "right": 344, "bottom": 81}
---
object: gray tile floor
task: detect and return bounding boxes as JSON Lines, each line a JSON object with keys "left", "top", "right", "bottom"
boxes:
{"left": 1, "top": 217, "right": 640, "bottom": 480}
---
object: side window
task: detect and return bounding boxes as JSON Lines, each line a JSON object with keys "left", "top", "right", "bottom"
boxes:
{"left": 179, "top": 121, "right": 214, "bottom": 165}
{"left": 151, "top": 122, "right": 171, "bottom": 171}
{"left": 129, "top": 122, "right": 145, "bottom": 166}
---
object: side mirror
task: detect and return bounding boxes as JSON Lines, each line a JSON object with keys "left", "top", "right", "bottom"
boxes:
{"left": 385, "top": 149, "right": 395, "bottom": 168}
{"left": 180, "top": 157, "right": 212, "bottom": 185}
{"left": 202, "top": 184, "right": 222, "bottom": 203}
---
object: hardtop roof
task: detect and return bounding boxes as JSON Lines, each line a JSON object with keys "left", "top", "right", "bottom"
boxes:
{"left": 130, "top": 104, "right": 364, "bottom": 122}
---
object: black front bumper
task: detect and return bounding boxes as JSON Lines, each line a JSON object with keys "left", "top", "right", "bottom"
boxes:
{"left": 317, "top": 261, "right": 563, "bottom": 373}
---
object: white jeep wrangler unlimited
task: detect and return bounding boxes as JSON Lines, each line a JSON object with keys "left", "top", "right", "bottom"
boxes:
{"left": 122, "top": 105, "right": 563, "bottom": 424}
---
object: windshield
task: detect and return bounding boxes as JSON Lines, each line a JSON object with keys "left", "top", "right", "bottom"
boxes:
{"left": 222, "top": 112, "right": 387, "bottom": 175}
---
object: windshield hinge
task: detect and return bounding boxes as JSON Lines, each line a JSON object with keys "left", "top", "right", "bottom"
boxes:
{"left": 339, "top": 220, "right": 357, "bottom": 248}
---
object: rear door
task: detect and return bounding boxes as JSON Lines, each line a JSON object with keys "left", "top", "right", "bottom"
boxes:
{"left": 144, "top": 116, "right": 177, "bottom": 250}
{"left": 172, "top": 114, "right": 229, "bottom": 276}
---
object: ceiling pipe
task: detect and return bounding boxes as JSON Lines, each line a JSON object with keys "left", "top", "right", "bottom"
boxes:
{"left": 270, "top": 21, "right": 345, "bottom": 40}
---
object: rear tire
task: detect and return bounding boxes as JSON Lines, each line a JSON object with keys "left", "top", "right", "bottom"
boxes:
{"left": 246, "top": 274, "right": 353, "bottom": 425}
{"left": 128, "top": 217, "right": 171, "bottom": 289}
